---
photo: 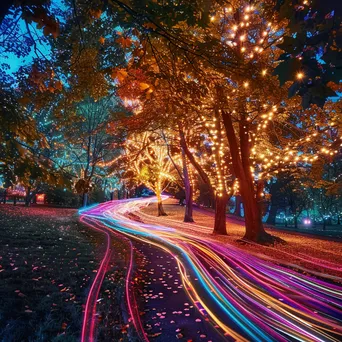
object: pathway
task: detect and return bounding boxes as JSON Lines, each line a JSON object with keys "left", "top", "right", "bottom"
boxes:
{"left": 80, "top": 198, "right": 342, "bottom": 342}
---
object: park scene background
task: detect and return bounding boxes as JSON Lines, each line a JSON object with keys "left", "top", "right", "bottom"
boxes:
{"left": 1, "top": 0, "right": 342, "bottom": 341}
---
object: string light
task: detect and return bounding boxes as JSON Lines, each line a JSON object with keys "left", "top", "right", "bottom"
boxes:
{"left": 297, "top": 72, "right": 304, "bottom": 80}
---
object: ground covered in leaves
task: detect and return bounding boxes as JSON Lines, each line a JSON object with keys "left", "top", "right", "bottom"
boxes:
{"left": 0, "top": 205, "right": 128, "bottom": 342}
{"left": 139, "top": 199, "right": 342, "bottom": 280}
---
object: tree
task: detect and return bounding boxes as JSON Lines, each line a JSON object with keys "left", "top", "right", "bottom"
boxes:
{"left": 55, "top": 96, "right": 124, "bottom": 206}
{"left": 122, "top": 132, "right": 176, "bottom": 216}
{"left": 0, "top": 86, "right": 72, "bottom": 205}
{"left": 74, "top": 0, "right": 341, "bottom": 241}
{"left": 275, "top": 0, "right": 342, "bottom": 107}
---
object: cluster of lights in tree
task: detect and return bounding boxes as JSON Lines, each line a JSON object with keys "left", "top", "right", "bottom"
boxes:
{"left": 210, "top": 4, "right": 285, "bottom": 66}
{"left": 200, "top": 114, "right": 233, "bottom": 197}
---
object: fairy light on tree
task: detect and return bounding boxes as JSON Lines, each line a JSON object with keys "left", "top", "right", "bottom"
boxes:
{"left": 122, "top": 132, "right": 176, "bottom": 216}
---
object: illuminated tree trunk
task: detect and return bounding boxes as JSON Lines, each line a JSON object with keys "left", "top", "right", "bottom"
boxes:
{"left": 213, "top": 193, "right": 228, "bottom": 235}
{"left": 156, "top": 177, "right": 167, "bottom": 216}
{"left": 222, "top": 110, "right": 270, "bottom": 243}
{"left": 180, "top": 137, "right": 194, "bottom": 222}
{"left": 156, "top": 191, "right": 167, "bottom": 216}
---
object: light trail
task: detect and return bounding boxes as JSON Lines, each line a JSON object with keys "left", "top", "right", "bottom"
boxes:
{"left": 80, "top": 197, "right": 342, "bottom": 341}
{"left": 80, "top": 216, "right": 113, "bottom": 342}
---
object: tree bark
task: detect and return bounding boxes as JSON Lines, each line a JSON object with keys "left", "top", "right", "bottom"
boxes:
{"left": 213, "top": 194, "right": 228, "bottom": 235}
{"left": 234, "top": 195, "right": 242, "bottom": 216}
{"left": 184, "top": 188, "right": 194, "bottom": 222}
{"left": 82, "top": 193, "right": 88, "bottom": 207}
{"left": 181, "top": 140, "right": 194, "bottom": 222}
{"left": 25, "top": 186, "right": 31, "bottom": 207}
{"left": 179, "top": 129, "right": 214, "bottom": 199}
{"left": 156, "top": 192, "right": 167, "bottom": 216}
{"left": 3, "top": 189, "right": 7, "bottom": 204}
{"left": 267, "top": 203, "right": 278, "bottom": 225}
{"left": 221, "top": 110, "right": 270, "bottom": 243}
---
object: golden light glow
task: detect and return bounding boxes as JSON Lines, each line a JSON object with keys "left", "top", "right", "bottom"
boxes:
{"left": 297, "top": 72, "right": 304, "bottom": 80}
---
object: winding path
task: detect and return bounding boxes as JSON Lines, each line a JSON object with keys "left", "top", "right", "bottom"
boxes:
{"left": 80, "top": 197, "right": 342, "bottom": 342}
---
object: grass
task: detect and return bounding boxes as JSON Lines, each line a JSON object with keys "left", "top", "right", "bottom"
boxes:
{"left": 0, "top": 205, "right": 128, "bottom": 342}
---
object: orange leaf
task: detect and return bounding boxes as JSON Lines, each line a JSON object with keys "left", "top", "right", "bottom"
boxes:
{"left": 112, "top": 68, "right": 128, "bottom": 82}
{"left": 139, "top": 82, "right": 150, "bottom": 90}
{"left": 116, "top": 37, "right": 132, "bottom": 48}
{"left": 143, "top": 22, "right": 157, "bottom": 30}
{"left": 55, "top": 80, "right": 63, "bottom": 91}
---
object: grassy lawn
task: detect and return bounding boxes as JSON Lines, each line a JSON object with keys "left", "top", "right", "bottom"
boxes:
{"left": 0, "top": 205, "right": 126, "bottom": 342}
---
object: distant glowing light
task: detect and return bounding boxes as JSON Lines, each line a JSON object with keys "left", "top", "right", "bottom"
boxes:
{"left": 297, "top": 72, "right": 304, "bottom": 80}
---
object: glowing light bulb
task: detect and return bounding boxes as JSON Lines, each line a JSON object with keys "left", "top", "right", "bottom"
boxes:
{"left": 297, "top": 72, "right": 304, "bottom": 80}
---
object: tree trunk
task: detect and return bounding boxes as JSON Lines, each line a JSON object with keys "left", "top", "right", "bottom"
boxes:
{"left": 294, "top": 215, "right": 298, "bottom": 229}
{"left": 82, "top": 193, "right": 88, "bottom": 207}
{"left": 181, "top": 143, "right": 194, "bottom": 222}
{"left": 3, "top": 190, "right": 6, "bottom": 204}
{"left": 234, "top": 195, "right": 242, "bottom": 216}
{"left": 184, "top": 191, "right": 194, "bottom": 222}
{"left": 239, "top": 182, "right": 266, "bottom": 241}
{"left": 221, "top": 110, "right": 270, "bottom": 243}
{"left": 179, "top": 129, "right": 215, "bottom": 199}
{"left": 213, "top": 194, "right": 228, "bottom": 235}
{"left": 267, "top": 203, "right": 278, "bottom": 225}
{"left": 25, "top": 186, "right": 31, "bottom": 207}
{"left": 13, "top": 196, "right": 16, "bottom": 206}
{"left": 156, "top": 192, "right": 167, "bottom": 216}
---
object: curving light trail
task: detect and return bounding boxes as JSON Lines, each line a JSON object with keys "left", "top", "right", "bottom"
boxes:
{"left": 80, "top": 197, "right": 342, "bottom": 342}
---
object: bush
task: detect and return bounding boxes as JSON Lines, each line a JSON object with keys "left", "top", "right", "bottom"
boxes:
{"left": 89, "top": 188, "right": 106, "bottom": 203}
{"left": 45, "top": 187, "right": 80, "bottom": 207}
